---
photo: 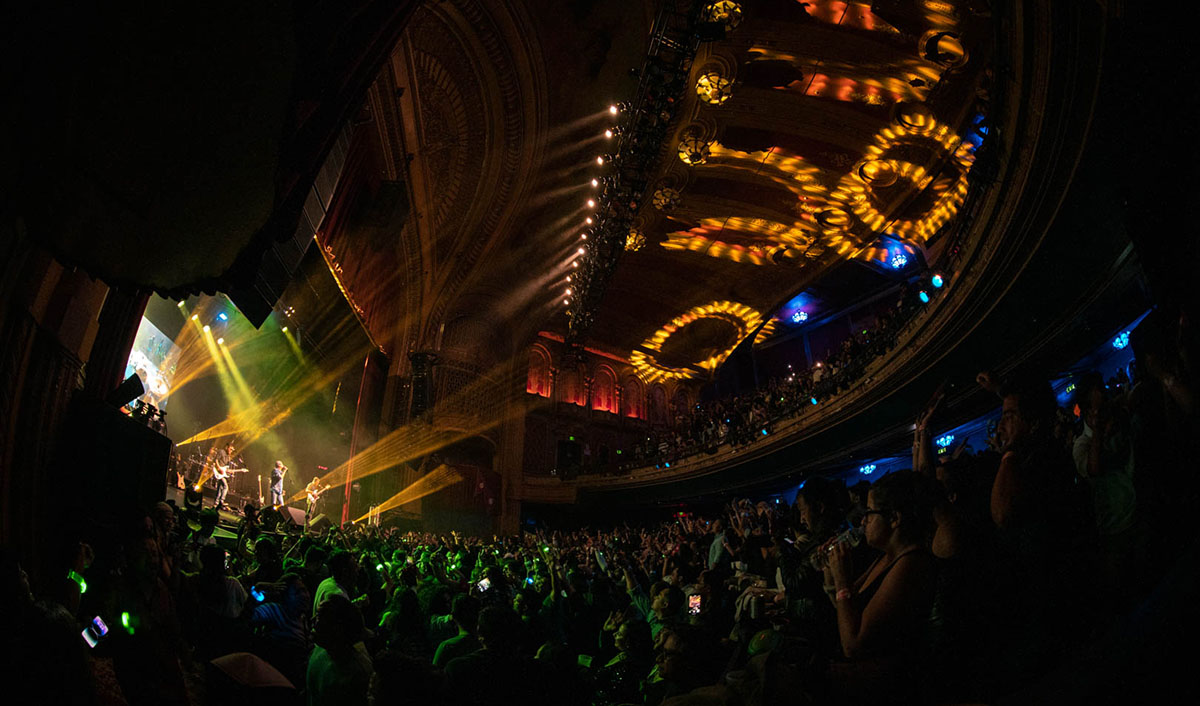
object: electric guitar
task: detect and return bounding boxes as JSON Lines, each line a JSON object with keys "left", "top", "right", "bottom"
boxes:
{"left": 306, "top": 484, "right": 330, "bottom": 505}
{"left": 212, "top": 465, "right": 249, "bottom": 481}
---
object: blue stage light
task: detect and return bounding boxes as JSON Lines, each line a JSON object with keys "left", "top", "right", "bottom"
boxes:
{"left": 761, "top": 428, "right": 768, "bottom": 436}
{"left": 890, "top": 252, "right": 908, "bottom": 269}
{"left": 791, "top": 311, "right": 809, "bottom": 323}
{"left": 859, "top": 464, "right": 876, "bottom": 475}
{"left": 217, "top": 312, "right": 228, "bottom": 321}
{"left": 810, "top": 397, "right": 818, "bottom": 405}
{"left": 935, "top": 434, "right": 955, "bottom": 448}
{"left": 919, "top": 291, "right": 930, "bottom": 303}
{"left": 1112, "top": 331, "right": 1130, "bottom": 350}
{"left": 931, "top": 274, "right": 944, "bottom": 288}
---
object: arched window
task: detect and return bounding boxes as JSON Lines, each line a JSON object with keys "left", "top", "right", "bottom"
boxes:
{"left": 526, "top": 346, "right": 552, "bottom": 397}
{"left": 622, "top": 376, "right": 644, "bottom": 419}
{"left": 649, "top": 384, "right": 668, "bottom": 425}
{"left": 559, "top": 368, "right": 586, "bottom": 406}
{"left": 592, "top": 366, "right": 617, "bottom": 414}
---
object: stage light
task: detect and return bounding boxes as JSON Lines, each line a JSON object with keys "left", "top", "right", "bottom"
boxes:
{"left": 565, "top": 289, "right": 572, "bottom": 295}
{"left": 931, "top": 273, "right": 945, "bottom": 288}
{"left": 935, "top": 434, "right": 955, "bottom": 448}
{"left": 810, "top": 397, "right": 818, "bottom": 405}
{"left": 203, "top": 324, "right": 210, "bottom": 332}
{"left": 1112, "top": 331, "right": 1130, "bottom": 350}
{"left": 761, "top": 428, "right": 768, "bottom": 436}
{"left": 604, "top": 129, "right": 613, "bottom": 139}
{"left": 591, "top": 178, "right": 599, "bottom": 187}
{"left": 281, "top": 326, "right": 288, "bottom": 332}
{"left": 578, "top": 247, "right": 586, "bottom": 254}
{"left": 566, "top": 275, "right": 572, "bottom": 282}
{"left": 572, "top": 261, "right": 578, "bottom": 268}
{"left": 919, "top": 291, "right": 930, "bottom": 303}
{"left": 586, "top": 199, "right": 595, "bottom": 208}
{"left": 176, "top": 300, "right": 185, "bottom": 308}
{"left": 608, "top": 104, "right": 618, "bottom": 115}
{"left": 563, "top": 299, "right": 569, "bottom": 305}
{"left": 859, "top": 464, "right": 876, "bottom": 475}
{"left": 585, "top": 217, "right": 593, "bottom": 224}
{"left": 216, "top": 337, "right": 224, "bottom": 345}
{"left": 791, "top": 311, "right": 808, "bottom": 323}
{"left": 217, "top": 312, "right": 228, "bottom": 321}
{"left": 596, "top": 156, "right": 605, "bottom": 165}
{"left": 581, "top": 233, "right": 587, "bottom": 240}
{"left": 890, "top": 252, "right": 908, "bottom": 269}
{"left": 191, "top": 314, "right": 199, "bottom": 321}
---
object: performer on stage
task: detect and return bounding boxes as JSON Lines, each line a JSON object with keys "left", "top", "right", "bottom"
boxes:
{"left": 305, "top": 476, "right": 328, "bottom": 529}
{"left": 212, "top": 442, "right": 236, "bottom": 510}
{"left": 270, "top": 460, "right": 288, "bottom": 507}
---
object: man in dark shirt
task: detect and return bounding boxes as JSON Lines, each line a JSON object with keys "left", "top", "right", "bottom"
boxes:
{"left": 212, "top": 443, "right": 235, "bottom": 510}
{"left": 444, "top": 607, "right": 539, "bottom": 705}
{"left": 270, "top": 460, "right": 288, "bottom": 507}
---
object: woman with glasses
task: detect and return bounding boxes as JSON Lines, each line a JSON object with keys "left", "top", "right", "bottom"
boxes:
{"left": 823, "top": 470, "right": 938, "bottom": 702}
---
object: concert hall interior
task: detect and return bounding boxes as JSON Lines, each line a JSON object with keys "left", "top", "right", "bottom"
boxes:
{"left": 2, "top": 2, "right": 1196, "bottom": 704}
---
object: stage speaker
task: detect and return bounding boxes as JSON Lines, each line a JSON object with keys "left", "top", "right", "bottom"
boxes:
{"left": 308, "top": 514, "right": 333, "bottom": 533}
{"left": 276, "top": 506, "right": 306, "bottom": 529}
{"left": 106, "top": 373, "right": 145, "bottom": 407}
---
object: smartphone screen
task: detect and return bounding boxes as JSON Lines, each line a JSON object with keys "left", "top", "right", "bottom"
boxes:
{"left": 81, "top": 616, "right": 109, "bottom": 648}
{"left": 688, "top": 594, "right": 702, "bottom": 615}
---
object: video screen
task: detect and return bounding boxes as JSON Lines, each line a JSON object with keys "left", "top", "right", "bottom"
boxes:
{"left": 125, "top": 317, "right": 180, "bottom": 409}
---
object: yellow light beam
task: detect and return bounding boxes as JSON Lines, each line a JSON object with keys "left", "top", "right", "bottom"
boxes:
{"left": 352, "top": 464, "right": 464, "bottom": 523}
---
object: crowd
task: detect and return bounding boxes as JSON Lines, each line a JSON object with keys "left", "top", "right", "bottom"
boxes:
{"left": 4, "top": 309, "right": 1197, "bottom": 706}
{"left": 626, "top": 285, "right": 928, "bottom": 469}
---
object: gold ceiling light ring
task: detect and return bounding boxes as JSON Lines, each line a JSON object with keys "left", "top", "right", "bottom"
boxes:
{"left": 696, "top": 72, "right": 733, "bottom": 105}
{"left": 678, "top": 135, "right": 713, "bottom": 165}
{"left": 894, "top": 101, "right": 937, "bottom": 131}
{"left": 630, "top": 300, "right": 769, "bottom": 382}
{"left": 815, "top": 207, "right": 852, "bottom": 231}
{"left": 625, "top": 229, "right": 646, "bottom": 252}
{"left": 857, "top": 159, "right": 899, "bottom": 188}
{"left": 920, "top": 30, "right": 968, "bottom": 70}
{"left": 652, "top": 187, "right": 682, "bottom": 211}
{"left": 703, "top": 1, "right": 744, "bottom": 31}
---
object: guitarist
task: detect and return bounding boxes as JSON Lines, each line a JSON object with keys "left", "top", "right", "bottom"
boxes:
{"left": 211, "top": 442, "right": 237, "bottom": 510}
{"left": 269, "top": 460, "right": 288, "bottom": 507}
{"left": 305, "top": 476, "right": 328, "bottom": 529}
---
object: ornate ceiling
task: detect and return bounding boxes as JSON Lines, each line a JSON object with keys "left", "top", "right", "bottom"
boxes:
{"left": 580, "top": 0, "right": 993, "bottom": 381}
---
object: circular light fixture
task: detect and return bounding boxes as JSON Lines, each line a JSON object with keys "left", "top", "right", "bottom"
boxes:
{"left": 216, "top": 337, "right": 224, "bottom": 345}
{"left": 919, "top": 290, "right": 931, "bottom": 303}
{"left": 595, "top": 156, "right": 605, "bottom": 165}
{"left": 677, "top": 135, "right": 712, "bottom": 165}
{"left": 931, "top": 273, "right": 945, "bottom": 288}
{"left": 590, "top": 178, "right": 599, "bottom": 187}
{"left": 608, "top": 104, "right": 618, "bottom": 115}
{"left": 695, "top": 72, "right": 733, "bottom": 105}
{"left": 604, "top": 129, "right": 613, "bottom": 139}
{"left": 652, "top": 187, "right": 682, "bottom": 211}
{"left": 890, "top": 252, "right": 908, "bottom": 269}
{"left": 791, "top": 311, "right": 808, "bottom": 323}
{"left": 586, "top": 199, "right": 595, "bottom": 208}
{"left": 625, "top": 229, "right": 646, "bottom": 252}
{"left": 703, "top": 1, "right": 744, "bottom": 31}
{"left": 585, "top": 217, "right": 593, "bottom": 224}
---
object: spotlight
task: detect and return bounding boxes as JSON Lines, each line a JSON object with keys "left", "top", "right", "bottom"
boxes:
{"left": 1112, "top": 331, "right": 1130, "bottom": 350}
{"left": 572, "top": 261, "right": 579, "bottom": 268}
{"left": 810, "top": 397, "right": 818, "bottom": 405}
{"left": 191, "top": 314, "right": 199, "bottom": 321}
{"left": 581, "top": 233, "right": 587, "bottom": 240}
{"left": 563, "top": 299, "right": 570, "bottom": 305}
{"left": 203, "top": 324, "right": 210, "bottom": 332}
{"left": 217, "top": 312, "right": 228, "bottom": 321}
{"left": 281, "top": 326, "right": 288, "bottom": 332}
{"left": 566, "top": 275, "right": 572, "bottom": 282}
{"left": 608, "top": 104, "right": 618, "bottom": 115}
{"left": 216, "top": 337, "right": 224, "bottom": 345}
{"left": 586, "top": 199, "right": 595, "bottom": 208}
{"left": 176, "top": 300, "right": 185, "bottom": 308}
{"left": 931, "top": 273, "right": 944, "bottom": 288}
{"left": 577, "top": 247, "right": 586, "bottom": 254}
{"left": 890, "top": 252, "right": 908, "bottom": 269}
{"left": 585, "top": 217, "right": 593, "bottom": 224}
{"left": 596, "top": 156, "right": 605, "bottom": 165}
{"left": 591, "top": 178, "right": 599, "bottom": 187}
{"left": 565, "top": 289, "right": 572, "bottom": 295}
{"left": 604, "top": 129, "right": 613, "bottom": 139}
{"left": 919, "top": 290, "right": 930, "bottom": 303}
{"left": 791, "top": 311, "right": 808, "bottom": 323}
